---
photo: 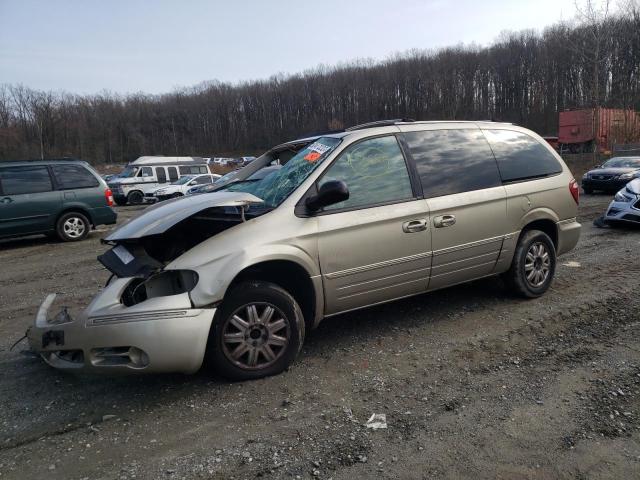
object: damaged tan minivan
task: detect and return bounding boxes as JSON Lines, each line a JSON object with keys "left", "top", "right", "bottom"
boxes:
{"left": 28, "top": 120, "right": 581, "bottom": 380}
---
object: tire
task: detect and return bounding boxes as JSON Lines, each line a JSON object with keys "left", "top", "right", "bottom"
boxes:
{"left": 56, "top": 211, "right": 90, "bottom": 242}
{"left": 114, "top": 198, "right": 127, "bottom": 206}
{"left": 127, "top": 190, "right": 144, "bottom": 205}
{"left": 504, "top": 229, "right": 556, "bottom": 298}
{"left": 172, "top": 193, "right": 183, "bottom": 198}
{"left": 206, "top": 281, "right": 305, "bottom": 381}
{"left": 583, "top": 187, "right": 593, "bottom": 194}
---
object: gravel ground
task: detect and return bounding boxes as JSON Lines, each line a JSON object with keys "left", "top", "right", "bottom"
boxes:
{"left": 0, "top": 195, "right": 638, "bottom": 480}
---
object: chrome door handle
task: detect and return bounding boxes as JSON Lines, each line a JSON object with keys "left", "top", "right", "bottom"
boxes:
{"left": 434, "top": 214, "right": 456, "bottom": 228}
{"left": 402, "top": 219, "right": 427, "bottom": 233}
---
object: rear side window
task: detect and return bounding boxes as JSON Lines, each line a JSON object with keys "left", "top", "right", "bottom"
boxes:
{"left": 199, "top": 166, "right": 208, "bottom": 174}
{"left": 0, "top": 166, "right": 53, "bottom": 195}
{"left": 167, "top": 167, "right": 178, "bottom": 181}
{"left": 51, "top": 164, "right": 99, "bottom": 189}
{"left": 179, "top": 166, "right": 205, "bottom": 175}
{"left": 404, "top": 129, "right": 501, "bottom": 198}
{"left": 156, "top": 167, "right": 167, "bottom": 183}
{"left": 319, "top": 135, "right": 414, "bottom": 211}
{"left": 482, "top": 129, "right": 563, "bottom": 182}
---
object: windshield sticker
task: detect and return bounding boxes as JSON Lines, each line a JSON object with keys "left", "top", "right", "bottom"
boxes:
{"left": 307, "top": 142, "right": 332, "bottom": 155}
{"left": 113, "top": 245, "right": 134, "bottom": 265}
{"left": 304, "top": 152, "right": 322, "bottom": 162}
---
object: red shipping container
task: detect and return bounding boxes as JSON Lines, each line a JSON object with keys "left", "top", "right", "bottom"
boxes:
{"left": 558, "top": 108, "right": 640, "bottom": 153}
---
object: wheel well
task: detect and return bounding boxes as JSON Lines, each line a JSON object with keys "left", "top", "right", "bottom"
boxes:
{"left": 227, "top": 260, "right": 316, "bottom": 331}
{"left": 521, "top": 219, "right": 558, "bottom": 248}
{"left": 56, "top": 208, "right": 94, "bottom": 228}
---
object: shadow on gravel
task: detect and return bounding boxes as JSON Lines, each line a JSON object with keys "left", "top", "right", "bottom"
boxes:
{"left": 0, "top": 235, "right": 55, "bottom": 251}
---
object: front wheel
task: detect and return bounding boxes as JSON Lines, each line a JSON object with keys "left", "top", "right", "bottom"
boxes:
{"left": 206, "top": 281, "right": 305, "bottom": 380}
{"left": 504, "top": 230, "right": 556, "bottom": 298}
{"left": 127, "top": 190, "right": 144, "bottom": 205}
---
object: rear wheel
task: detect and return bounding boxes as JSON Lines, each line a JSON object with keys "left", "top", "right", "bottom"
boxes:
{"left": 56, "top": 212, "right": 90, "bottom": 242}
{"left": 206, "top": 281, "right": 305, "bottom": 381}
{"left": 127, "top": 190, "right": 144, "bottom": 205}
{"left": 504, "top": 230, "right": 556, "bottom": 298}
{"left": 114, "top": 198, "right": 127, "bottom": 206}
{"left": 172, "top": 192, "right": 183, "bottom": 198}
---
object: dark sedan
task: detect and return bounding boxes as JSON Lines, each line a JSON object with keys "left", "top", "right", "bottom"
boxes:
{"left": 582, "top": 157, "right": 640, "bottom": 193}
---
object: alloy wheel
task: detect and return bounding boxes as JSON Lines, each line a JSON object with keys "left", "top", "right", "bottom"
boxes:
{"left": 63, "top": 217, "right": 86, "bottom": 239}
{"left": 221, "top": 302, "right": 290, "bottom": 370}
{"left": 524, "top": 241, "right": 551, "bottom": 288}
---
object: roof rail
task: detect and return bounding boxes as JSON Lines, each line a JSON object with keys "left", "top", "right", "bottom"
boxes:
{"left": 1, "top": 157, "right": 84, "bottom": 163}
{"left": 345, "top": 118, "right": 416, "bottom": 131}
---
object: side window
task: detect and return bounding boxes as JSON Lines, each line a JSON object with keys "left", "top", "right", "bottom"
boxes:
{"left": 167, "top": 167, "right": 178, "bottom": 181}
{"left": 51, "top": 164, "right": 99, "bottom": 189}
{"left": 195, "top": 175, "right": 212, "bottom": 185}
{"left": 179, "top": 166, "right": 190, "bottom": 175}
{"left": 156, "top": 167, "right": 167, "bottom": 183}
{"left": 404, "top": 129, "right": 501, "bottom": 198}
{"left": 199, "top": 166, "right": 208, "bottom": 174}
{"left": 482, "top": 129, "right": 563, "bottom": 183}
{"left": 140, "top": 167, "right": 153, "bottom": 177}
{"left": 0, "top": 166, "right": 53, "bottom": 195}
{"left": 318, "top": 136, "right": 414, "bottom": 211}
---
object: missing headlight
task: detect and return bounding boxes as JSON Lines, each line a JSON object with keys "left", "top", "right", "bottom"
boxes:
{"left": 121, "top": 270, "right": 199, "bottom": 307}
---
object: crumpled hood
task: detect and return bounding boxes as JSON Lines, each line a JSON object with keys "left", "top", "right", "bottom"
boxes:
{"left": 105, "top": 191, "right": 263, "bottom": 241}
{"left": 626, "top": 178, "right": 640, "bottom": 195}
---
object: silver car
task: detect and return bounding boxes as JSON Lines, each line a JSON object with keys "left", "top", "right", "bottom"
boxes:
{"left": 602, "top": 178, "right": 640, "bottom": 225}
{"left": 28, "top": 120, "right": 581, "bottom": 379}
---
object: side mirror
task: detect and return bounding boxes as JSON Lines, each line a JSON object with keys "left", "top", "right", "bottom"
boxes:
{"left": 306, "top": 180, "right": 349, "bottom": 212}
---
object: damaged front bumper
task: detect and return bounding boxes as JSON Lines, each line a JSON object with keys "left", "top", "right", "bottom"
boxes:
{"left": 27, "top": 278, "right": 215, "bottom": 374}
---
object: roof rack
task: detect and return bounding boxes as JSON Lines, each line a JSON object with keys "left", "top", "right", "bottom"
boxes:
{"left": 1, "top": 157, "right": 84, "bottom": 163}
{"left": 345, "top": 119, "right": 416, "bottom": 131}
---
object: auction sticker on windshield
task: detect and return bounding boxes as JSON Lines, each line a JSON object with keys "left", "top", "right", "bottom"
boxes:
{"left": 307, "top": 142, "right": 332, "bottom": 155}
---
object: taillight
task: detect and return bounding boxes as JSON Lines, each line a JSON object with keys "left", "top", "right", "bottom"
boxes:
{"left": 105, "top": 188, "right": 114, "bottom": 207}
{"left": 569, "top": 179, "right": 579, "bottom": 204}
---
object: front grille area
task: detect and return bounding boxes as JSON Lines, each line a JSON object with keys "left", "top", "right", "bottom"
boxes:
{"left": 591, "top": 174, "right": 613, "bottom": 181}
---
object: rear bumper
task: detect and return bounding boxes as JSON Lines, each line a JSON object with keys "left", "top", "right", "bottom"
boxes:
{"left": 27, "top": 281, "right": 215, "bottom": 374}
{"left": 556, "top": 218, "right": 581, "bottom": 255}
{"left": 91, "top": 206, "right": 117, "bottom": 226}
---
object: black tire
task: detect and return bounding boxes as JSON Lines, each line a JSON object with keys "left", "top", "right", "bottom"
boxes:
{"left": 206, "top": 281, "right": 305, "bottom": 381}
{"left": 114, "top": 198, "right": 127, "bottom": 206}
{"left": 504, "top": 229, "right": 556, "bottom": 298}
{"left": 127, "top": 190, "right": 144, "bottom": 205}
{"left": 172, "top": 193, "right": 183, "bottom": 198}
{"left": 583, "top": 187, "right": 593, "bottom": 194}
{"left": 56, "top": 211, "right": 90, "bottom": 242}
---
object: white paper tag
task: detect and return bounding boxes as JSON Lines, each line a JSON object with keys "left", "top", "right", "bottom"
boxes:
{"left": 112, "top": 245, "right": 134, "bottom": 265}
{"left": 307, "top": 142, "right": 331, "bottom": 155}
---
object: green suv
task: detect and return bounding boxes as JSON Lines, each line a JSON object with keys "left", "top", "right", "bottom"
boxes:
{"left": 0, "top": 159, "right": 117, "bottom": 242}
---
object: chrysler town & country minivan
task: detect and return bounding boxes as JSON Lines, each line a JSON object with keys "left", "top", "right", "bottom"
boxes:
{"left": 28, "top": 120, "right": 581, "bottom": 379}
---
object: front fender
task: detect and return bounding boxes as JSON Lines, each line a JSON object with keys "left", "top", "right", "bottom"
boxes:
{"left": 175, "top": 243, "right": 320, "bottom": 308}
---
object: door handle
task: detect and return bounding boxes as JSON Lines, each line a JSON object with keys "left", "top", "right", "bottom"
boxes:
{"left": 1, "top": 197, "right": 13, "bottom": 204}
{"left": 434, "top": 214, "right": 456, "bottom": 228}
{"left": 402, "top": 219, "right": 427, "bottom": 233}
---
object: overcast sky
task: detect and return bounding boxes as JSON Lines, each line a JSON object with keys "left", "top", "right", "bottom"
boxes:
{"left": 1, "top": 0, "right": 581, "bottom": 95}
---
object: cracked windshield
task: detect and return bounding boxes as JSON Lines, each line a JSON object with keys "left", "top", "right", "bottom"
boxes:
{"left": 221, "top": 137, "right": 342, "bottom": 208}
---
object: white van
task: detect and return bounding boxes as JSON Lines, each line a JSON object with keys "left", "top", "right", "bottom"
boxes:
{"left": 108, "top": 156, "right": 211, "bottom": 205}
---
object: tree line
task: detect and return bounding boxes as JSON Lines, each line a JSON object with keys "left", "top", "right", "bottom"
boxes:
{"left": 1, "top": 5, "right": 639, "bottom": 165}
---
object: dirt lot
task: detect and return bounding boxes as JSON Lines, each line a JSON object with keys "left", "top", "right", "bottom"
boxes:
{"left": 0, "top": 195, "right": 639, "bottom": 480}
